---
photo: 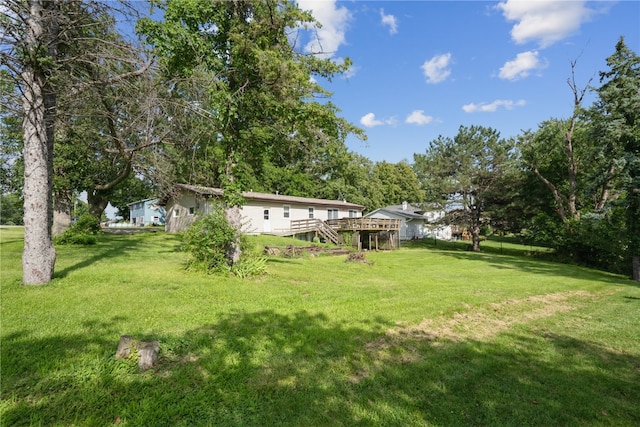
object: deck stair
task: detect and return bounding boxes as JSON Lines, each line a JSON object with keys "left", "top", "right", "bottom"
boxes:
{"left": 290, "top": 219, "right": 342, "bottom": 245}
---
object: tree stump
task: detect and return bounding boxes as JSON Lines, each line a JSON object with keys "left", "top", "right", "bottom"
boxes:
{"left": 115, "top": 335, "right": 160, "bottom": 371}
{"left": 115, "top": 335, "right": 135, "bottom": 359}
{"left": 137, "top": 340, "right": 160, "bottom": 371}
{"left": 264, "top": 246, "right": 280, "bottom": 256}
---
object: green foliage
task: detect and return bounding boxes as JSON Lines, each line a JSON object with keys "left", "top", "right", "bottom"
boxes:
{"left": 230, "top": 256, "right": 267, "bottom": 279}
{"left": 180, "top": 207, "right": 238, "bottom": 273}
{"left": 562, "top": 212, "right": 630, "bottom": 275}
{"left": 371, "top": 161, "right": 425, "bottom": 207}
{"left": 517, "top": 38, "right": 639, "bottom": 278}
{"left": 0, "top": 193, "right": 23, "bottom": 225}
{"left": 53, "top": 214, "right": 100, "bottom": 245}
{"left": 414, "top": 125, "right": 514, "bottom": 250}
{"left": 137, "top": 0, "right": 364, "bottom": 201}
{"left": 589, "top": 37, "right": 640, "bottom": 276}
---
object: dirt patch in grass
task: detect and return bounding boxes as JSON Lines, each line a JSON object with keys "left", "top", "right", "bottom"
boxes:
{"left": 352, "top": 290, "right": 602, "bottom": 383}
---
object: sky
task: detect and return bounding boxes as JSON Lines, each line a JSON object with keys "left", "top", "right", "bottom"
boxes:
{"left": 294, "top": 0, "right": 640, "bottom": 163}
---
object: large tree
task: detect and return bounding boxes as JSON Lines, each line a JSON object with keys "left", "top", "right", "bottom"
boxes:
{"left": 137, "top": 0, "right": 363, "bottom": 263}
{"left": 1, "top": 1, "right": 150, "bottom": 284}
{"left": 414, "top": 125, "right": 514, "bottom": 251}
{"left": 369, "top": 161, "right": 425, "bottom": 209}
{"left": 588, "top": 37, "right": 640, "bottom": 280}
{"left": 519, "top": 61, "right": 596, "bottom": 225}
{"left": 518, "top": 41, "right": 638, "bottom": 277}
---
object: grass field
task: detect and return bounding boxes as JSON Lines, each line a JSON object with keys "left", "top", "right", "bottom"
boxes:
{"left": 1, "top": 227, "right": 639, "bottom": 426}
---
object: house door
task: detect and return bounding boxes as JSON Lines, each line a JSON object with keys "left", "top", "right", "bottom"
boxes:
{"left": 263, "top": 208, "right": 271, "bottom": 233}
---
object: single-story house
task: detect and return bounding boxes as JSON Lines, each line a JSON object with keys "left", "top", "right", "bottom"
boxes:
{"left": 127, "top": 198, "right": 166, "bottom": 226}
{"left": 364, "top": 201, "right": 452, "bottom": 241}
{"left": 159, "top": 184, "right": 366, "bottom": 234}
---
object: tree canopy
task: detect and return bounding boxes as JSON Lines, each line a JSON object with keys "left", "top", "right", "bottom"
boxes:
{"left": 414, "top": 125, "right": 514, "bottom": 251}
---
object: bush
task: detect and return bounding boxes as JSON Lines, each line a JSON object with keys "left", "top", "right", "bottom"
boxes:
{"left": 180, "top": 209, "right": 268, "bottom": 278}
{"left": 180, "top": 206, "right": 238, "bottom": 274}
{"left": 231, "top": 256, "right": 267, "bottom": 279}
{"left": 54, "top": 214, "right": 100, "bottom": 246}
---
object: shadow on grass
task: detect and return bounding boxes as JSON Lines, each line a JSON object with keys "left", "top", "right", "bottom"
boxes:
{"left": 404, "top": 238, "right": 635, "bottom": 287}
{"left": 2, "top": 310, "right": 639, "bottom": 426}
{"left": 54, "top": 233, "right": 179, "bottom": 279}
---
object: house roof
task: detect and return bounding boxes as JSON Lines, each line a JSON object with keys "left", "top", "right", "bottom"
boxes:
{"left": 365, "top": 207, "right": 427, "bottom": 220}
{"left": 126, "top": 197, "right": 159, "bottom": 207}
{"left": 159, "top": 184, "right": 366, "bottom": 210}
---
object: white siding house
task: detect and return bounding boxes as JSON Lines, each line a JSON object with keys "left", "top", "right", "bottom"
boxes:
{"left": 159, "top": 184, "right": 365, "bottom": 234}
{"left": 365, "top": 201, "right": 452, "bottom": 241}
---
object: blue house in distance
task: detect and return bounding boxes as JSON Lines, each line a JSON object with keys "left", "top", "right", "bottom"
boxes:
{"left": 127, "top": 198, "right": 165, "bottom": 226}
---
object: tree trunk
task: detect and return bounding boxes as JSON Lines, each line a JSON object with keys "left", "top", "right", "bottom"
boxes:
{"left": 53, "top": 188, "right": 72, "bottom": 236}
{"left": 21, "top": 0, "right": 58, "bottom": 285}
{"left": 471, "top": 206, "right": 481, "bottom": 252}
{"left": 632, "top": 255, "right": 640, "bottom": 282}
{"left": 225, "top": 205, "right": 242, "bottom": 265}
{"left": 87, "top": 190, "right": 110, "bottom": 219}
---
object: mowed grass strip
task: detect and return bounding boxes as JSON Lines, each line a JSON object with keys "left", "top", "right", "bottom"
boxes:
{"left": 1, "top": 227, "right": 639, "bottom": 426}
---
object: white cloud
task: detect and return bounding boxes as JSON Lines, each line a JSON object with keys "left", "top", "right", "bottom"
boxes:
{"left": 360, "top": 113, "right": 396, "bottom": 128}
{"left": 499, "top": 50, "right": 547, "bottom": 80}
{"left": 380, "top": 9, "right": 398, "bottom": 34}
{"left": 462, "top": 99, "right": 526, "bottom": 113}
{"left": 496, "top": 0, "right": 594, "bottom": 48}
{"left": 421, "top": 53, "right": 452, "bottom": 84}
{"left": 405, "top": 110, "right": 434, "bottom": 125}
{"left": 297, "top": 0, "right": 351, "bottom": 58}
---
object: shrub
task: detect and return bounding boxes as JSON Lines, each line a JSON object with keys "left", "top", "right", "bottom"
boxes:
{"left": 54, "top": 214, "right": 100, "bottom": 245}
{"left": 180, "top": 206, "right": 238, "bottom": 273}
{"left": 231, "top": 256, "right": 267, "bottom": 279}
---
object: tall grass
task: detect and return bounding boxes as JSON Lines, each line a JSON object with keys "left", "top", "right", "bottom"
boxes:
{"left": 1, "top": 227, "right": 639, "bottom": 426}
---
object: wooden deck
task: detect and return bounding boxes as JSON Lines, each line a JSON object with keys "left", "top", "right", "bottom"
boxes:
{"left": 289, "top": 217, "right": 402, "bottom": 249}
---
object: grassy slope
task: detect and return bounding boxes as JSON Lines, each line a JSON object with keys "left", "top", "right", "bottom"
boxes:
{"left": 1, "top": 228, "right": 639, "bottom": 426}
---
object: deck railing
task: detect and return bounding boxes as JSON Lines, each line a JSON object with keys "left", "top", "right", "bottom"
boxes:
{"left": 325, "top": 217, "right": 401, "bottom": 231}
{"left": 290, "top": 218, "right": 341, "bottom": 244}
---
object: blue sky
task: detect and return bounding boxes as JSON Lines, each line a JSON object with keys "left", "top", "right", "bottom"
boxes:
{"left": 295, "top": 0, "right": 640, "bottom": 163}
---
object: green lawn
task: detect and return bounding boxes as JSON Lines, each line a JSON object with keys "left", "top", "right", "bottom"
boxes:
{"left": 1, "top": 227, "right": 639, "bottom": 426}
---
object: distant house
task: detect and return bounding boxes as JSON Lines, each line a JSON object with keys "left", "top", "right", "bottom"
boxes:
{"left": 127, "top": 198, "right": 166, "bottom": 226}
{"left": 364, "top": 201, "right": 452, "bottom": 241}
{"left": 159, "top": 184, "right": 366, "bottom": 235}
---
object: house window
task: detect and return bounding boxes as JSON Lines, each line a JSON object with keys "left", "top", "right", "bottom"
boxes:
{"left": 308, "top": 207, "right": 314, "bottom": 219}
{"left": 188, "top": 206, "right": 195, "bottom": 215}
{"left": 173, "top": 208, "right": 180, "bottom": 217}
{"left": 283, "top": 205, "right": 290, "bottom": 218}
{"left": 349, "top": 210, "right": 358, "bottom": 218}
{"left": 328, "top": 208, "right": 339, "bottom": 220}
{"left": 264, "top": 209, "right": 270, "bottom": 220}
